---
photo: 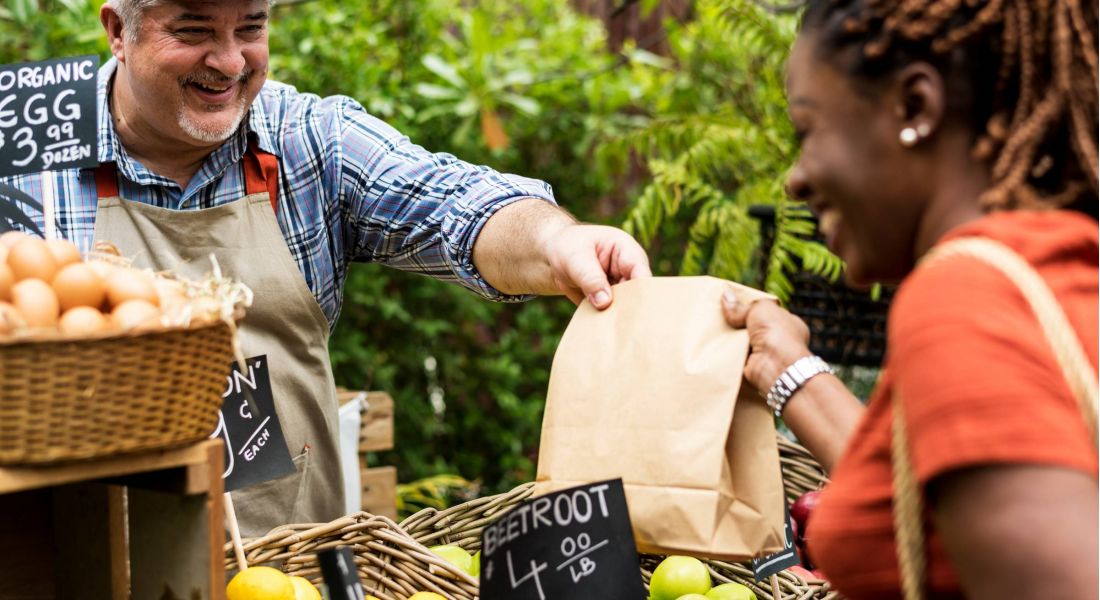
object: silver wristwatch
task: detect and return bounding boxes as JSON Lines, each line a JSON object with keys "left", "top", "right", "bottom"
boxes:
{"left": 765, "top": 355, "right": 834, "bottom": 418}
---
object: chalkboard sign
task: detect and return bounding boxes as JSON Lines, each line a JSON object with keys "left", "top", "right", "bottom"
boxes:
{"left": 0, "top": 56, "right": 99, "bottom": 178}
{"left": 318, "top": 547, "right": 366, "bottom": 600}
{"left": 480, "top": 479, "right": 647, "bottom": 600}
{"left": 209, "top": 355, "right": 295, "bottom": 491}
{"left": 751, "top": 505, "right": 800, "bottom": 581}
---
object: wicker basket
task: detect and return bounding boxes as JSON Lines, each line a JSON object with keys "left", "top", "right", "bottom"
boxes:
{"left": 0, "top": 322, "right": 235, "bottom": 465}
{"left": 398, "top": 435, "right": 835, "bottom": 600}
{"left": 226, "top": 435, "right": 835, "bottom": 599}
{"left": 224, "top": 514, "right": 479, "bottom": 600}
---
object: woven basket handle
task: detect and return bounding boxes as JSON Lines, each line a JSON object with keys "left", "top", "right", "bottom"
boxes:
{"left": 892, "top": 236, "right": 1100, "bottom": 600}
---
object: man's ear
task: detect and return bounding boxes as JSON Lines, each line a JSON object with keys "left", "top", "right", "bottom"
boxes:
{"left": 891, "top": 62, "right": 946, "bottom": 143}
{"left": 100, "top": 5, "right": 127, "bottom": 63}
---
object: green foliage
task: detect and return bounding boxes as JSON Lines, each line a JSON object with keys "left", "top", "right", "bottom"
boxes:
{"left": 9, "top": 0, "right": 856, "bottom": 503}
{"left": 606, "top": 0, "right": 843, "bottom": 300}
{"left": 0, "top": 0, "right": 107, "bottom": 62}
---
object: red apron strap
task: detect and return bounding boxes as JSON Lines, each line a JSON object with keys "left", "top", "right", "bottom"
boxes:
{"left": 242, "top": 140, "right": 279, "bottom": 212}
{"left": 94, "top": 162, "right": 120, "bottom": 198}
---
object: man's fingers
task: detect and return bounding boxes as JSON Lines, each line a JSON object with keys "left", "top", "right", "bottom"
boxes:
{"left": 617, "top": 243, "right": 653, "bottom": 281}
{"left": 560, "top": 251, "right": 613, "bottom": 310}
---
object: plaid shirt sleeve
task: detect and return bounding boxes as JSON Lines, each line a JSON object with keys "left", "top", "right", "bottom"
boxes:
{"left": 321, "top": 96, "right": 556, "bottom": 301}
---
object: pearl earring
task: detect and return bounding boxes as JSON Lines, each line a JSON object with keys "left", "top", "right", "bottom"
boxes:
{"left": 899, "top": 127, "right": 919, "bottom": 147}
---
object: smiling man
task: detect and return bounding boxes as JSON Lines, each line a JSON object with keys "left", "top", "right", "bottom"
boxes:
{"left": 0, "top": 0, "right": 651, "bottom": 535}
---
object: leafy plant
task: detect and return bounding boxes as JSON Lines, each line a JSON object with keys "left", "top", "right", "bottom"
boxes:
{"left": 604, "top": 0, "right": 843, "bottom": 299}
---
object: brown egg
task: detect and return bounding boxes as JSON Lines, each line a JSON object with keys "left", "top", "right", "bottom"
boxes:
{"left": 59, "top": 306, "right": 112, "bottom": 337}
{"left": 6, "top": 237, "right": 60, "bottom": 282}
{"left": 52, "top": 263, "right": 107, "bottom": 312}
{"left": 0, "top": 231, "right": 28, "bottom": 249}
{"left": 105, "top": 268, "right": 159, "bottom": 308}
{"left": 0, "top": 301, "right": 24, "bottom": 335}
{"left": 10, "top": 278, "right": 60, "bottom": 329}
{"left": 87, "top": 260, "right": 117, "bottom": 281}
{"left": 112, "top": 299, "right": 162, "bottom": 331}
{"left": 46, "top": 238, "right": 82, "bottom": 267}
{"left": 0, "top": 263, "right": 12, "bottom": 302}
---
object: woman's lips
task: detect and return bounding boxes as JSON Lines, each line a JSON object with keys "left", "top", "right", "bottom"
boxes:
{"left": 818, "top": 209, "right": 841, "bottom": 253}
{"left": 188, "top": 81, "right": 237, "bottom": 105}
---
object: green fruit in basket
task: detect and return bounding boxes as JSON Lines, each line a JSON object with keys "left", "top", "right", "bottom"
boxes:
{"left": 428, "top": 544, "right": 474, "bottom": 574}
{"left": 706, "top": 582, "right": 757, "bottom": 600}
{"left": 471, "top": 550, "right": 481, "bottom": 577}
{"left": 227, "top": 566, "right": 295, "bottom": 600}
{"left": 675, "top": 595, "right": 710, "bottom": 600}
{"left": 649, "top": 556, "right": 711, "bottom": 600}
{"left": 407, "top": 593, "right": 447, "bottom": 600}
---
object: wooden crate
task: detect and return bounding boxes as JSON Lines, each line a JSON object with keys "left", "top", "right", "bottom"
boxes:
{"left": 0, "top": 440, "right": 226, "bottom": 600}
{"left": 338, "top": 389, "right": 397, "bottom": 520}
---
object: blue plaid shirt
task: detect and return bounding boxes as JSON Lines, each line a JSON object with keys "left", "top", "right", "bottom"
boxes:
{"left": 0, "top": 59, "right": 554, "bottom": 328}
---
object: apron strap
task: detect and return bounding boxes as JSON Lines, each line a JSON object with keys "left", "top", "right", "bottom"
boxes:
{"left": 93, "top": 141, "right": 279, "bottom": 212}
{"left": 242, "top": 140, "right": 279, "bottom": 212}
{"left": 94, "top": 162, "right": 120, "bottom": 199}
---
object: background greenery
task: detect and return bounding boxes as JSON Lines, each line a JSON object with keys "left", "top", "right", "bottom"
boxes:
{"left": 3, "top": 0, "right": 858, "bottom": 512}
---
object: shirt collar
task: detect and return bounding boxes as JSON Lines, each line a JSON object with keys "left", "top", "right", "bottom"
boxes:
{"left": 96, "top": 58, "right": 280, "bottom": 174}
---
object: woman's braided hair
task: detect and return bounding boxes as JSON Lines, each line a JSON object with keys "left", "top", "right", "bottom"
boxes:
{"left": 801, "top": 0, "right": 1098, "bottom": 215}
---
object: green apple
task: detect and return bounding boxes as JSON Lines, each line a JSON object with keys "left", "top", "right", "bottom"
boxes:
{"left": 675, "top": 595, "right": 710, "bottom": 600}
{"left": 649, "top": 556, "right": 711, "bottom": 600}
{"left": 471, "top": 550, "right": 481, "bottom": 577}
{"left": 706, "top": 582, "right": 757, "bottom": 600}
{"left": 428, "top": 545, "right": 473, "bottom": 575}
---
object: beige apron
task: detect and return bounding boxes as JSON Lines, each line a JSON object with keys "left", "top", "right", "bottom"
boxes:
{"left": 92, "top": 143, "right": 345, "bottom": 536}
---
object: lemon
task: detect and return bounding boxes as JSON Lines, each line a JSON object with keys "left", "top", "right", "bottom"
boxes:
{"left": 227, "top": 566, "right": 295, "bottom": 600}
{"left": 289, "top": 576, "right": 322, "bottom": 600}
{"left": 407, "top": 593, "right": 447, "bottom": 600}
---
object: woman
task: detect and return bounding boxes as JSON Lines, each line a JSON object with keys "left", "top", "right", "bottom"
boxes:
{"left": 721, "top": 1, "right": 1098, "bottom": 598}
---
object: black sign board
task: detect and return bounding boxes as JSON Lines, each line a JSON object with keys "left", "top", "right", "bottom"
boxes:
{"left": 751, "top": 505, "right": 800, "bottom": 581}
{"left": 480, "top": 479, "right": 647, "bottom": 600}
{"left": 210, "top": 355, "right": 295, "bottom": 491}
{"left": 318, "top": 547, "right": 367, "bottom": 600}
{"left": 0, "top": 56, "right": 99, "bottom": 178}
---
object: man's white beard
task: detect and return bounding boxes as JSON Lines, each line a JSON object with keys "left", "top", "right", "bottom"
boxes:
{"left": 177, "top": 99, "right": 248, "bottom": 144}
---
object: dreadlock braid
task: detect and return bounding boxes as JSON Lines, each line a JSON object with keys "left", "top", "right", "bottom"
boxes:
{"left": 802, "top": 0, "right": 1099, "bottom": 216}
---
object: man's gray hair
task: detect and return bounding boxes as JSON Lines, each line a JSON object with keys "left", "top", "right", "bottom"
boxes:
{"left": 107, "top": 0, "right": 274, "bottom": 41}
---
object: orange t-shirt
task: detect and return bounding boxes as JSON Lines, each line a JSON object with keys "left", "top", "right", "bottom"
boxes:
{"left": 807, "top": 210, "right": 1099, "bottom": 599}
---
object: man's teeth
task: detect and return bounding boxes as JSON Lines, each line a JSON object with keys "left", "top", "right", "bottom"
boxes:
{"left": 195, "top": 83, "right": 231, "bottom": 92}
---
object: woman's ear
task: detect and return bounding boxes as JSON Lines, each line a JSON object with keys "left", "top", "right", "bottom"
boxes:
{"left": 891, "top": 63, "right": 946, "bottom": 146}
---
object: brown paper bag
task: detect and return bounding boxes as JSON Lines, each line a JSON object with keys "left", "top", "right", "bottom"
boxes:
{"left": 534, "top": 276, "right": 786, "bottom": 560}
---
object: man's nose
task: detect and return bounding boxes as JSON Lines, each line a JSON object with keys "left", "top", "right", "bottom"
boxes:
{"left": 205, "top": 40, "right": 247, "bottom": 79}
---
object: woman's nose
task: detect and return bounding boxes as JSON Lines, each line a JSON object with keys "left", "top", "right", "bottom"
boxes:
{"left": 785, "top": 163, "right": 813, "bottom": 201}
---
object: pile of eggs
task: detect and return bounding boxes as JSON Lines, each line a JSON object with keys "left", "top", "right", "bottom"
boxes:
{"left": 0, "top": 231, "right": 206, "bottom": 339}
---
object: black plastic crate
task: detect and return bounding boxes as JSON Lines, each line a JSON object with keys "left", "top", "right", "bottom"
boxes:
{"left": 749, "top": 205, "right": 892, "bottom": 367}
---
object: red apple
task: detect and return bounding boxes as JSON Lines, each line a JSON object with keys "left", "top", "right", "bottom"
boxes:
{"left": 790, "top": 490, "right": 822, "bottom": 530}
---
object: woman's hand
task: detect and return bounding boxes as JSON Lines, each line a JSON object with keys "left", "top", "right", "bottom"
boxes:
{"left": 720, "top": 290, "right": 863, "bottom": 473}
{"left": 720, "top": 291, "right": 813, "bottom": 394}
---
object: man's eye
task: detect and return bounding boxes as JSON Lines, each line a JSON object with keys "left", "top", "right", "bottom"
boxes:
{"left": 238, "top": 25, "right": 265, "bottom": 35}
{"left": 176, "top": 28, "right": 210, "bottom": 36}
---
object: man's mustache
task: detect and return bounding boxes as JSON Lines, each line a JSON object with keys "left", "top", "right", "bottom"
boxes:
{"left": 181, "top": 69, "right": 254, "bottom": 86}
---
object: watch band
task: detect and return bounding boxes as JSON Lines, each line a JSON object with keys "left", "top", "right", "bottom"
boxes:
{"left": 765, "top": 355, "right": 834, "bottom": 418}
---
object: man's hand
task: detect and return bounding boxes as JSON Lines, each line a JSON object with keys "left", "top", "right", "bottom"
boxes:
{"left": 545, "top": 223, "right": 652, "bottom": 308}
{"left": 473, "top": 199, "right": 651, "bottom": 308}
